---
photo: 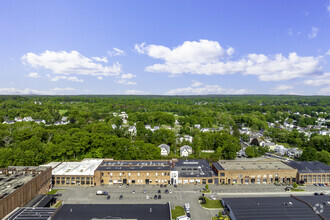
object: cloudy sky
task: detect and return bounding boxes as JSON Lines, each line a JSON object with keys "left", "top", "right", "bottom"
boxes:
{"left": 0, "top": 0, "right": 330, "bottom": 95}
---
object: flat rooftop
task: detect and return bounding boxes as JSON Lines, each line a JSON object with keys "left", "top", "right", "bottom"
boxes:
{"left": 0, "top": 166, "right": 49, "bottom": 200}
{"left": 5, "top": 207, "right": 56, "bottom": 220}
{"left": 173, "top": 159, "right": 215, "bottom": 178}
{"left": 215, "top": 159, "right": 295, "bottom": 171}
{"left": 52, "top": 159, "right": 103, "bottom": 176}
{"left": 286, "top": 161, "right": 330, "bottom": 173}
{"left": 223, "top": 196, "right": 330, "bottom": 220}
{"left": 97, "top": 160, "right": 171, "bottom": 171}
{"left": 52, "top": 204, "right": 171, "bottom": 220}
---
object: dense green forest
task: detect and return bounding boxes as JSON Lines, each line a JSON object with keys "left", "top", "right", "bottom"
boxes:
{"left": 0, "top": 95, "right": 329, "bottom": 167}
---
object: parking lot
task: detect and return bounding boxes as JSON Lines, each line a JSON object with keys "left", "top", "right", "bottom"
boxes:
{"left": 54, "top": 184, "right": 330, "bottom": 219}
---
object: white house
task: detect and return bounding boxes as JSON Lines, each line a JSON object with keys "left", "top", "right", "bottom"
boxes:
{"left": 237, "top": 149, "right": 246, "bottom": 157}
{"left": 112, "top": 124, "right": 117, "bottom": 130}
{"left": 128, "top": 126, "right": 137, "bottom": 136}
{"left": 274, "top": 145, "right": 288, "bottom": 156}
{"left": 23, "top": 116, "right": 33, "bottom": 122}
{"left": 179, "top": 135, "right": 193, "bottom": 143}
{"left": 194, "top": 124, "right": 201, "bottom": 129}
{"left": 14, "top": 117, "right": 22, "bottom": 122}
{"left": 287, "top": 148, "right": 303, "bottom": 158}
{"left": 34, "top": 119, "right": 46, "bottom": 124}
{"left": 2, "top": 120, "right": 15, "bottom": 124}
{"left": 180, "top": 145, "right": 192, "bottom": 157}
{"left": 263, "top": 141, "right": 276, "bottom": 151}
{"left": 158, "top": 144, "right": 170, "bottom": 156}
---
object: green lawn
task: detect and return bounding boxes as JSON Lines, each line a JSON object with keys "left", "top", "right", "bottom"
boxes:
{"left": 59, "top": 109, "right": 68, "bottom": 115}
{"left": 202, "top": 190, "right": 211, "bottom": 193}
{"left": 47, "top": 189, "right": 65, "bottom": 195}
{"left": 290, "top": 188, "right": 305, "bottom": 192}
{"left": 171, "top": 206, "right": 185, "bottom": 220}
{"left": 201, "top": 197, "right": 223, "bottom": 209}
{"left": 55, "top": 201, "right": 62, "bottom": 208}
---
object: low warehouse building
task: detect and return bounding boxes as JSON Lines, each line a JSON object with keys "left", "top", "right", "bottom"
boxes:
{"left": 50, "top": 159, "right": 103, "bottom": 187}
{"left": 94, "top": 160, "right": 171, "bottom": 185}
{"left": 212, "top": 159, "right": 297, "bottom": 184}
{"left": 286, "top": 161, "right": 330, "bottom": 185}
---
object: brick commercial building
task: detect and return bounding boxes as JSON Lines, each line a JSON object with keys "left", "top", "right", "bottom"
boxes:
{"left": 94, "top": 160, "right": 171, "bottom": 185}
{"left": 212, "top": 159, "right": 297, "bottom": 184}
{"left": 285, "top": 161, "right": 330, "bottom": 185}
{"left": 0, "top": 166, "right": 52, "bottom": 219}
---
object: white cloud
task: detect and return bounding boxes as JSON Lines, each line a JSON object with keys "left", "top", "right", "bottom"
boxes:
{"left": 97, "top": 76, "right": 103, "bottom": 80}
{"left": 303, "top": 73, "right": 330, "bottom": 87}
{"left": 49, "top": 76, "right": 84, "bottom": 82}
{"left": 135, "top": 42, "right": 147, "bottom": 54}
{"left": 92, "top": 56, "right": 108, "bottom": 63}
{"left": 287, "top": 29, "right": 293, "bottom": 36}
{"left": 191, "top": 80, "right": 203, "bottom": 87}
{"left": 108, "top": 48, "right": 125, "bottom": 56}
{"left": 27, "top": 72, "right": 41, "bottom": 78}
{"left": 326, "top": 50, "right": 330, "bottom": 56}
{"left": 121, "top": 73, "right": 136, "bottom": 79}
{"left": 0, "top": 87, "right": 75, "bottom": 95}
{"left": 22, "top": 50, "right": 122, "bottom": 77}
{"left": 117, "top": 79, "right": 137, "bottom": 85}
{"left": 327, "top": 3, "right": 330, "bottom": 12}
{"left": 165, "top": 82, "right": 250, "bottom": 95}
{"left": 116, "top": 73, "right": 137, "bottom": 85}
{"left": 319, "top": 87, "right": 330, "bottom": 95}
{"left": 125, "top": 90, "right": 147, "bottom": 95}
{"left": 138, "top": 40, "right": 322, "bottom": 81}
{"left": 308, "top": 27, "right": 319, "bottom": 39}
{"left": 272, "top": 84, "right": 294, "bottom": 92}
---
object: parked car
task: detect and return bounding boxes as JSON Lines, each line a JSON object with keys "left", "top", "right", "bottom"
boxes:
{"left": 143, "top": 189, "right": 147, "bottom": 194}
{"left": 165, "top": 189, "right": 169, "bottom": 194}
{"left": 158, "top": 190, "right": 161, "bottom": 194}
{"left": 285, "top": 187, "right": 291, "bottom": 192}
{"left": 103, "top": 191, "right": 108, "bottom": 195}
{"left": 132, "top": 190, "right": 135, "bottom": 194}
{"left": 119, "top": 184, "right": 122, "bottom": 188}
{"left": 119, "top": 195, "right": 123, "bottom": 200}
{"left": 169, "top": 189, "right": 172, "bottom": 194}
{"left": 146, "top": 195, "right": 149, "bottom": 200}
{"left": 210, "top": 195, "right": 216, "bottom": 200}
{"left": 154, "top": 195, "right": 158, "bottom": 200}
{"left": 107, "top": 195, "right": 110, "bottom": 200}
{"left": 158, "top": 194, "right": 161, "bottom": 199}
{"left": 164, "top": 184, "right": 167, "bottom": 188}
{"left": 126, "top": 184, "right": 130, "bottom": 188}
{"left": 314, "top": 192, "right": 320, "bottom": 196}
{"left": 160, "top": 184, "right": 163, "bottom": 188}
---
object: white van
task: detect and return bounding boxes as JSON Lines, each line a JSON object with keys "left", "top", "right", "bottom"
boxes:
{"left": 176, "top": 215, "right": 190, "bottom": 220}
{"left": 96, "top": 190, "right": 103, "bottom": 195}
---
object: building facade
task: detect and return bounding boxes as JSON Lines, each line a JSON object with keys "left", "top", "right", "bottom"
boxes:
{"left": 212, "top": 159, "right": 297, "bottom": 184}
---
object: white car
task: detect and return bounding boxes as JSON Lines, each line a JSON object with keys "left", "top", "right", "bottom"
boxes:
{"left": 146, "top": 195, "right": 149, "bottom": 199}
{"left": 210, "top": 195, "right": 216, "bottom": 200}
{"left": 132, "top": 190, "right": 135, "bottom": 194}
{"left": 169, "top": 189, "right": 172, "bottom": 194}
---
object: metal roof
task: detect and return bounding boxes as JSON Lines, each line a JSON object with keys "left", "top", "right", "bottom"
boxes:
{"left": 285, "top": 161, "right": 330, "bottom": 173}
{"left": 223, "top": 196, "right": 330, "bottom": 220}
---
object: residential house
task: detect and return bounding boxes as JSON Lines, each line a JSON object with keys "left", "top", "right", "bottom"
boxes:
{"left": 128, "top": 126, "right": 137, "bottom": 136}
{"left": 274, "top": 145, "right": 288, "bottom": 156}
{"left": 158, "top": 144, "right": 170, "bottom": 156}
{"left": 287, "top": 148, "right": 303, "bottom": 158}
{"left": 111, "top": 124, "right": 117, "bottom": 130}
{"left": 237, "top": 149, "right": 246, "bottom": 157}
{"left": 23, "top": 116, "right": 33, "bottom": 122}
{"left": 180, "top": 145, "right": 193, "bottom": 157}
{"left": 194, "top": 124, "right": 201, "bottom": 129}
{"left": 263, "top": 141, "right": 276, "bottom": 151}
{"left": 179, "top": 135, "right": 193, "bottom": 143}
{"left": 2, "top": 120, "right": 15, "bottom": 124}
{"left": 14, "top": 117, "right": 22, "bottom": 122}
{"left": 34, "top": 119, "right": 46, "bottom": 124}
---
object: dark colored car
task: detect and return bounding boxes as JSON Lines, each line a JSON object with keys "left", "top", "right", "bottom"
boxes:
{"left": 160, "top": 184, "right": 163, "bottom": 188}
{"left": 174, "top": 185, "right": 178, "bottom": 188}
{"left": 314, "top": 192, "right": 320, "bottom": 196}
{"left": 103, "top": 191, "right": 108, "bottom": 195}
{"left": 154, "top": 195, "right": 158, "bottom": 200}
{"left": 164, "top": 184, "right": 167, "bottom": 188}
{"left": 158, "top": 190, "right": 161, "bottom": 193}
{"left": 187, "top": 213, "right": 191, "bottom": 218}
{"left": 158, "top": 194, "right": 161, "bottom": 199}
{"left": 107, "top": 195, "right": 110, "bottom": 200}
{"left": 119, "top": 195, "right": 123, "bottom": 200}
{"left": 126, "top": 184, "right": 130, "bottom": 188}
{"left": 165, "top": 189, "right": 169, "bottom": 194}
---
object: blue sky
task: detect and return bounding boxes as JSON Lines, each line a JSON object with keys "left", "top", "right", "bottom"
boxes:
{"left": 0, "top": 0, "right": 330, "bottom": 95}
